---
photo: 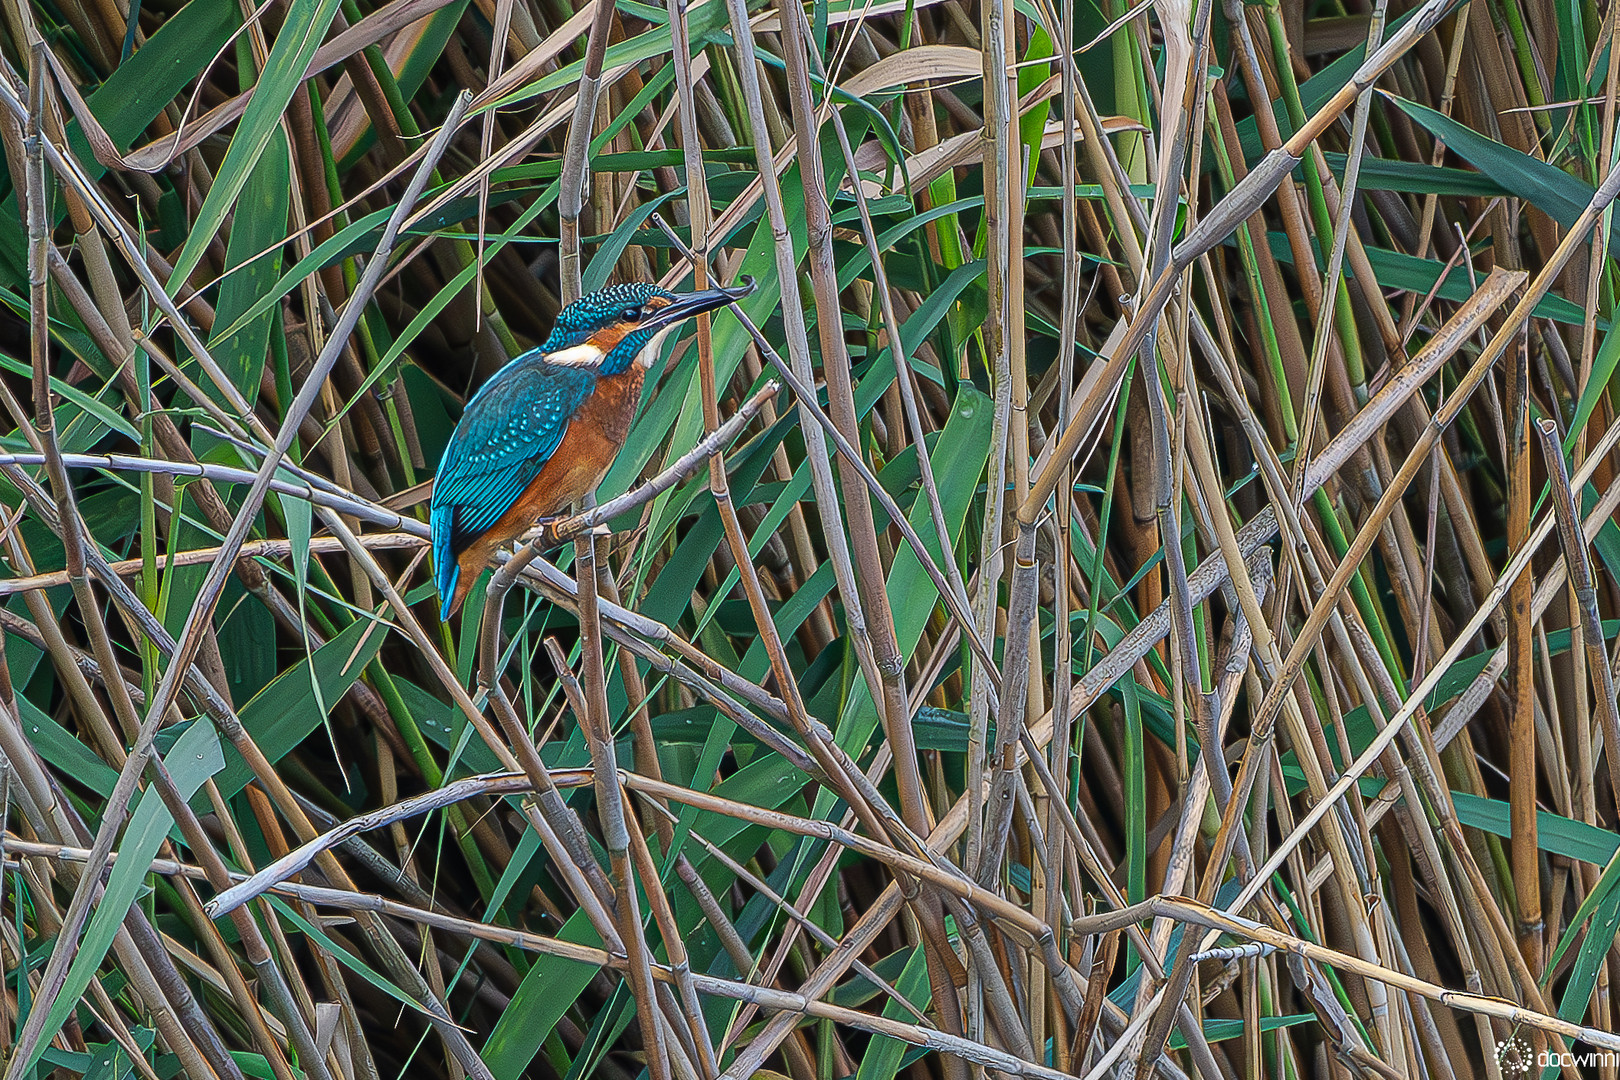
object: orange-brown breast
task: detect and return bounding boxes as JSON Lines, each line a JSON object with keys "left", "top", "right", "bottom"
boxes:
{"left": 445, "top": 365, "right": 648, "bottom": 615}
{"left": 586, "top": 323, "right": 633, "bottom": 353}
{"left": 448, "top": 367, "right": 645, "bottom": 614}
{"left": 471, "top": 366, "right": 644, "bottom": 551}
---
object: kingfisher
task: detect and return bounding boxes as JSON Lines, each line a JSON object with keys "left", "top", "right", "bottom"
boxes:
{"left": 431, "top": 278, "right": 756, "bottom": 619}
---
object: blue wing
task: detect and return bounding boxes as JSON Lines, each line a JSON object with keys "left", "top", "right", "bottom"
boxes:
{"left": 431, "top": 357, "right": 596, "bottom": 615}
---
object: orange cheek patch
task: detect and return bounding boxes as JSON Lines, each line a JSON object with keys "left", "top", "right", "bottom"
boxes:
{"left": 587, "top": 324, "right": 633, "bottom": 351}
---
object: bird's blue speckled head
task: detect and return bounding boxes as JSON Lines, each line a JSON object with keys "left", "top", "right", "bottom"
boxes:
{"left": 541, "top": 279, "right": 757, "bottom": 375}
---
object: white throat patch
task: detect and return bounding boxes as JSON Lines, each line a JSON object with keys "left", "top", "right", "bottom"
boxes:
{"left": 545, "top": 342, "right": 606, "bottom": 367}
{"left": 635, "top": 323, "right": 681, "bottom": 369}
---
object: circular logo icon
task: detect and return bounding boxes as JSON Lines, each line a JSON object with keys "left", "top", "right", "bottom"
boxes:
{"left": 1496, "top": 1033, "right": 1533, "bottom": 1078}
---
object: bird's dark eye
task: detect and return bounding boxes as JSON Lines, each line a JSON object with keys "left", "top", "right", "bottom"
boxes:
{"left": 622, "top": 306, "right": 644, "bottom": 321}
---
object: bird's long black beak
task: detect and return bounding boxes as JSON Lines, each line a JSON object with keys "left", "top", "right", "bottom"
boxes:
{"left": 646, "top": 277, "right": 758, "bottom": 330}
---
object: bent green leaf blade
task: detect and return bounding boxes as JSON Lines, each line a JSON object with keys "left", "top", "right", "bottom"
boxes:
{"left": 167, "top": 0, "right": 345, "bottom": 292}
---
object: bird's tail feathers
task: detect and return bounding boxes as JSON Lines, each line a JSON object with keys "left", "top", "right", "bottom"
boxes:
{"left": 439, "top": 566, "right": 461, "bottom": 622}
{"left": 431, "top": 505, "right": 460, "bottom": 621}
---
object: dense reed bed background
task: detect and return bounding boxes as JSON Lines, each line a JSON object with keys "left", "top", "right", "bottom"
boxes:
{"left": 4, "top": 0, "right": 1620, "bottom": 1075}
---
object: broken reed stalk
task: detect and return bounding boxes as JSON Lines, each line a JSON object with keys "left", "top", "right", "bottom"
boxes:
{"left": 1534, "top": 417, "right": 1620, "bottom": 802}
